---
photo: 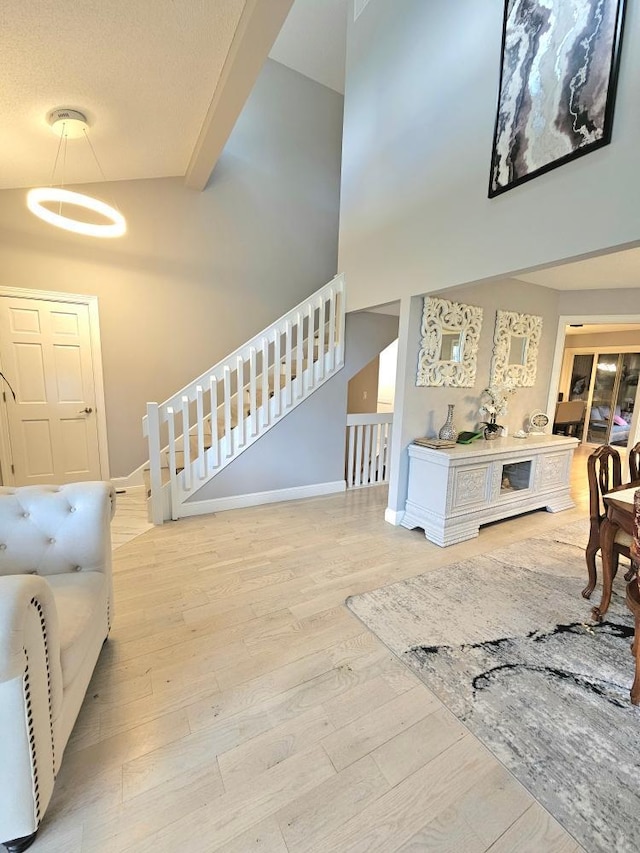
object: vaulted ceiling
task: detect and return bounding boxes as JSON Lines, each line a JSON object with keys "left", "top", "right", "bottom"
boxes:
{"left": 0, "top": 0, "right": 347, "bottom": 192}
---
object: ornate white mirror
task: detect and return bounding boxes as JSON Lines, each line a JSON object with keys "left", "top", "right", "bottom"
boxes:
{"left": 490, "top": 310, "right": 542, "bottom": 387}
{"left": 417, "top": 297, "right": 483, "bottom": 387}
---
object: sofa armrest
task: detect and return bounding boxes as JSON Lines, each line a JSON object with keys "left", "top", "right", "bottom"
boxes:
{"left": 0, "top": 482, "right": 116, "bottom": 579}
{"left": 0, "top": 575, "right": 62, "bottom": 712}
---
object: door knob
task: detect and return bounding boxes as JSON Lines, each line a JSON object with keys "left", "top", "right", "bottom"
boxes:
{"left": 79, "top": 407, "right": 93, "bottom": 414}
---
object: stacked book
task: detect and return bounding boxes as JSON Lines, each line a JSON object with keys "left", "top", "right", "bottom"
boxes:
{"left": 413, "top": 437, "right": 457, "bottom": 449}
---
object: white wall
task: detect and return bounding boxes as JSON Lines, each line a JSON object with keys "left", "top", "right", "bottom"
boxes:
{"left": 0, "top": 60, "right": 344, "bottom": 477}
{"left": 339, "top": 0, "right": 640, "bottom": 312}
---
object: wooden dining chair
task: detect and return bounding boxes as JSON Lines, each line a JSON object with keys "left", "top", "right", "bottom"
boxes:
{"left": 625, "top": 489, "right": 640, "bottom": 704}
{"left": 629, "top": 440, "right": 640, "bottom": 482}
{"left": 583, "top": 445, "right": 632, "bottom": 599}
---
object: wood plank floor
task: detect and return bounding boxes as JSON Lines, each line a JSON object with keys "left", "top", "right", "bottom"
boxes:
{"left": 30, "top": 450, "right": 601, "bottom": 852}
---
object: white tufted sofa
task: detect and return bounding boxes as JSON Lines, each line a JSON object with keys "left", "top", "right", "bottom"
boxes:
{"left": 0, "top": 482, "right": 115, "bottom": 853}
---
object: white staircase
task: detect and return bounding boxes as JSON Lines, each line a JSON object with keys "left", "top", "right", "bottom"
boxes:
{"left": 142, "top": 275, "right": 345, "bottom": 523}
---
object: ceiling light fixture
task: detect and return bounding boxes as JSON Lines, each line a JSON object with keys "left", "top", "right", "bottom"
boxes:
{"left": 26, "top": 108, "right": 126, "bottom": 238}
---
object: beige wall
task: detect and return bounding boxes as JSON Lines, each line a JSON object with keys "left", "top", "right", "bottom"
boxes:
{"left": 386, "top": 278, "right": 560, "bottom": 513}
{"left": 347, "top": 356, "right": 379, "bottom": 414}
{"left": 0, "top": 61, "right": 344, "bottom": 477}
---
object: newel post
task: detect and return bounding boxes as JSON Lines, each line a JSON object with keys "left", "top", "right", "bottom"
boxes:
{"left": 146, "top": 402, "right": 164, "bottom": 525}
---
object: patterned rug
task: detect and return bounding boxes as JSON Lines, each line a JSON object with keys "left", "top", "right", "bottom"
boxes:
{"left": 346, "top": 521, "right": 640, "bottom": 853}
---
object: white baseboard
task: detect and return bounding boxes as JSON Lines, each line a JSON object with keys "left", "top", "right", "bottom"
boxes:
{"left": 384, "top": 507, "right": 405, "bottom": 526}
{"left": 110, "top": 466, "right": 146, "bottom": 489}
{"left": 177, "top": 480, "right": 346, "bottom": 518}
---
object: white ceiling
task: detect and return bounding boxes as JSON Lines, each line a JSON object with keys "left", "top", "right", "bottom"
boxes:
{"left": 515, "top": 246, "right": 640, "bottom": 291}
{"left": 270, "top": 0, "right": 348, "bottom": 94}
{"left": 0, "top": 0, "right": 345, "bottom": 191}
{"left": 565, "top": 323, "right": 640, "bottom": 335}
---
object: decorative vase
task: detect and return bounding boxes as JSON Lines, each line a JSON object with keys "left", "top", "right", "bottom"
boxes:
{"left": 438, "top": 404, "right": 458, "bottom": 441}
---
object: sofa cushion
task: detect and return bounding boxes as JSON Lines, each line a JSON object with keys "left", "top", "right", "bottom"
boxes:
{"left": 48, "top": 572, "right": 107, "bottom": 688}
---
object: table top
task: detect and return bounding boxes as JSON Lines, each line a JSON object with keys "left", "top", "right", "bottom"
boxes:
{"left": 604, "top": 484, "right": 640, "bottom": 511}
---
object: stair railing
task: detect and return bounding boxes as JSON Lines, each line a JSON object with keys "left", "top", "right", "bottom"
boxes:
{"left": 346, "top": 412, "right": 393, "bottom": 488}
{"left": 143, "top": 274, "right": 345, "bottom": 523}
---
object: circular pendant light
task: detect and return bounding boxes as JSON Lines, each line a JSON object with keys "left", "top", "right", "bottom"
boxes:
{"left": 26, "top": 107, "right": 127, "bottom": 238}
{"left": 27, "top": 187, "right": 126, "bottom": 238}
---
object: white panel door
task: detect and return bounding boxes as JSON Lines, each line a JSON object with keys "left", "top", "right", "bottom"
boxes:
{"left": 0, "top": 296, "right": 101, "bottom": 484}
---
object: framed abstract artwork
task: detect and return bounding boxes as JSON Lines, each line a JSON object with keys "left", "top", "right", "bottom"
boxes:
{"left": 489, "top": 0, "right": 627, "bottom": 197}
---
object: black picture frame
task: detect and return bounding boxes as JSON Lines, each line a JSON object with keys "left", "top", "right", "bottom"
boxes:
{"left": 488, "top": 0, "right": 627, "bottom": 198}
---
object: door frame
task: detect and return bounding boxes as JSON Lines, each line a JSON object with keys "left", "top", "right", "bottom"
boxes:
{"left": 547, "top": 313, "right": 640, "bottom": 449}
{"left": 0, "top": 286, "right": 110, "bottom": 485}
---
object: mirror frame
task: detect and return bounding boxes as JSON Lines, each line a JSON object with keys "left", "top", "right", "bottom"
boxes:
{"left": 490, "top": 309, "right": 542, "bottom": 387}
{"left": 417, "top": 297, "right": 483, "bottom": 387}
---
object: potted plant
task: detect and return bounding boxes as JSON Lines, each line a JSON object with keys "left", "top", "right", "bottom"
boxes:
{"left": 479, "top": 383, "right": 515, "bottom": 440}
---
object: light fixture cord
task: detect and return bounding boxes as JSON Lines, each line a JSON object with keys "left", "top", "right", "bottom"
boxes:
{"left": 49, "top": 122, "right": 65, "bottom": 187}
{"left": 83, "top": 128, "right": 123, "bottom": 214}
{"left": 60, "top": 131, "right": 68, "bottom": 215}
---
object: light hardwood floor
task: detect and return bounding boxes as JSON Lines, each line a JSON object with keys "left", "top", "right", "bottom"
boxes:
{"left": 30, "top": 452, "right": 601, "bottom": 852}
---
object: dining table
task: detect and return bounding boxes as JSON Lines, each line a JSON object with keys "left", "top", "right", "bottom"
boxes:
{"left": 598, "top": 482, "right": 640, "bottom": 704}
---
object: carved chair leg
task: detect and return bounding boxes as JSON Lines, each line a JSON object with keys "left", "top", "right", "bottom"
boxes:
{"left": 3, "top": 831, "right": 38, "bottom": 852}
{"left": 592, "top": 519, "right": 616, "bottom": 621}
{"left": 624, "top": 561, "right": 638, "bottom": 583}
{"left": 583, "top": 542, "right": 599, "bottom": 600}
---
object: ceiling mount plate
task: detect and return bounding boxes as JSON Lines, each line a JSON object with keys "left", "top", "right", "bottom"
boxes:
{"left": 47, "top": 108, "right": 89, "bottom": 139}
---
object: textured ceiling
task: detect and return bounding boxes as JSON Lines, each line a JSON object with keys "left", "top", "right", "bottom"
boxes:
{"left": 0, "top": 0, "right": 246, "bottom": 189}
{"left": 0, "top": 0, "right": 346, "bottom": 191}
{"left": 515, "top": 247, "right": 640, "bottom": 290}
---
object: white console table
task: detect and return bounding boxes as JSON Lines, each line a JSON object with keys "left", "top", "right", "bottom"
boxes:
{"left": 401, "top": 434, "right": 579, "bottom": 546}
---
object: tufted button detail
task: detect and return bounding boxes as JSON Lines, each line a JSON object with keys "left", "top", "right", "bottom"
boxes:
{"left": 29, "top": 570, "right": 37, "bottom": 575}
{"left": 23, "top": 512, "right": 30, "bottom": 518}
{"left": 70, "top": 506, "right": 76, "bottom": 513}
{"left": 0, "top": 544, "right": 6, "bottom": 550}
{"left": 49, "top": 538, "right": 55, "bottom": 545}
{"left": 74, "top": 565, "right": 82, "bottom": 572}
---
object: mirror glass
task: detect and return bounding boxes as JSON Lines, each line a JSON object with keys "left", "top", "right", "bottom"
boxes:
{"left": 440, "top": 331, "right": 463, "bottom": 363}
{"left": 508, "top": 335, "right": 528, "bottom": 365}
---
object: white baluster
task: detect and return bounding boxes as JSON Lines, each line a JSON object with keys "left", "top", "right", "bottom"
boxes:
{"left": 328, "top": 287, "right": 336, "bottom": 372}
{"left": 249, "top": 347, "right": 257, "bottom": 437}
{"left": 261, "top": 338, "right": 270, "bottom": 429}
{"left": 285, "top": 319, "right": 292, "bottom": 406}
{"left": 355, "top": 424, "right": 364, "bottom": 487}
{"left": 372, "top": 423, "right": 381, "bottom": 483}
{"left": 209, "top": 376, "right": 219, "bottom": 470}
{"left": 196, "top": 385, "right": 205, "bottom": 479}
{"left": 363, "top": 424, "right": 372, "bottom": 485}
{"left": 181, "top": 395, "right": 192, "bottom": 491}
{"left": 237, "top": 356, "right": 245, "bottom": 448}
{"left": 307, "top": 303, "right": 315, "bottom": 392}
{"left": 224, "top": 366, "right": 232, "bottom": 457}
{"left": 296, "top": 311, "right": 303, "bottom": 399}
{"left": 317, "top": 297, "right": 325, "bottom": 380}
{"left": 166, "top": 407, "right": 179, "bottom": 520}
{"left": 274, "top": 331, "right": 281, "bottom": 417}
{"left": 347, "top": 424, "right": 356, "bottom": 488}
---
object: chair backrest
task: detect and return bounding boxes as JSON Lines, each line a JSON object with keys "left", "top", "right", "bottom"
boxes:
{"left": 587, "top": 445, "right": 622, "bottom": 525}
{"left": 629, "top": 441, "right": 640, "bottom": 482}
{"left": 554, "top": 400, "right": 586, "bottom": 425}
{"left": 0, "top": 482, "right": 115, "bottom": 577}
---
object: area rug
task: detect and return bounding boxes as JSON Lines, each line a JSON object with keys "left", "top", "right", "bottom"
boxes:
{"left": 346, "top": 521, "right": 640, "bottom": 853}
